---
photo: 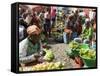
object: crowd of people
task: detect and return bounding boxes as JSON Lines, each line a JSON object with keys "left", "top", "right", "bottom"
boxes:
{"left": 18, "top": 5, "right": 57, "bottom": 66}
{"left": 18, "top": 5, "right": 96, "bottom": 67}
{"left": 63, "top": 8, "right": 96, "bottom": 47}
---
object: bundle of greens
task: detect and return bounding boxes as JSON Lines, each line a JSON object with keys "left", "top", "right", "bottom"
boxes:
{"left": 43, "top": 49, "right": 54, "bottom": 61}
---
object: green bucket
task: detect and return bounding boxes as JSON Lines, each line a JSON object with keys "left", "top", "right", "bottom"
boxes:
{"left": 82, "top": 57, "right": 96, "bottom": 67}
{"left": 80, "top": 44, "right": 89, "bottom": 49}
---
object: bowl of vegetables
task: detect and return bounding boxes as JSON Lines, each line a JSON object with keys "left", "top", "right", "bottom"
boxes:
{"left": 79, "top": 49, "right": 96, "bottom": 67}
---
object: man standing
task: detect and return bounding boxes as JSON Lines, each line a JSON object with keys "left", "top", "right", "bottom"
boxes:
{"left": 44, "top": 8, "right": 51, "bottom": 37}
{"left": 51, "top": 7, "right": 56, "bottom": 28}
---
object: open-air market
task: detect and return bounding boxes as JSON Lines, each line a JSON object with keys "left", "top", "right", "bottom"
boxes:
{"left": 18, "top": 4, "right": 97, "bottom": 71}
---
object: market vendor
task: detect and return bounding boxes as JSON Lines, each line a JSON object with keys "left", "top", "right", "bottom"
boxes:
{"left": 19, "top": 25, "right": 43, "bottom": 66}
{"left": 74, "top": 19, "right": 93, "bottom": 44}
{"left": 81, "top": 19, "right": 93, "bottom": 42}
{"left": 63, "top": 15, "right": 73, "bottom": 43}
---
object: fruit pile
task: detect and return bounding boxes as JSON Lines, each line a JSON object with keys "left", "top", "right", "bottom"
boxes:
{"left": 19, "top": 62, "right": 64, "bottom": 71}
{"left": 32, "top": 62, "right": 64, "bottom": 71}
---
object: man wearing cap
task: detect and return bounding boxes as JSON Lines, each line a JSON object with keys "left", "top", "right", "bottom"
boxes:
{"left": 19, "top": 25, "right": 43, "bottom": 66}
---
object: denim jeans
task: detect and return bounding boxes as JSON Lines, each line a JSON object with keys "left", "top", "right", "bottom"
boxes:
{"left": 63, "top": 32, "right": 78, "bottom": 43}
{"left": 63, "top": 32, "right": 67, "bottom": 43}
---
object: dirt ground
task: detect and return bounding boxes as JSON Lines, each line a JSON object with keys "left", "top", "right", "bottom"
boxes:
{"left": 48, "top": 37, "right": 81, "bottom": 69}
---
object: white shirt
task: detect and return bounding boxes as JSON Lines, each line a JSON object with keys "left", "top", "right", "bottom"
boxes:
{"left": 44, "top": 12, "right": 48, "bottom": 19}
{"left": 89, "top": 11, "right": 96, "bottom": 21}
{"left": 19, "top": 25, "right": 25, "bottom": 40}
{"left": 19, "top": 38, "right": 28, "bottom": 58}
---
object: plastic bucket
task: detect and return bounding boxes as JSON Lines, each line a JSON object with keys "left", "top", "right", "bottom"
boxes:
{"left": 82, "top": 58, "right": 96, "bottom": 67}
{"left": 80, "top": 44, "right": 89, "bottom": 49}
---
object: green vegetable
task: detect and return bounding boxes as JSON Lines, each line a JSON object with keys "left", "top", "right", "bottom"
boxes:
{"left": 43, "top": 49, "right": 54, "bottom": 61}
{"left": 79, "top": 49, "right": 96, "bottom": 60}
{"left": 69, "top": 41, "right": 80, "bottom": 49}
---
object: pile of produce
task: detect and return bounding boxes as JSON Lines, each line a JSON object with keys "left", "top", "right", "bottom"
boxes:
{"left": 19, "top": 62, "right": 64, "bottom": 71}
{"left": 69, "top": 41, "right": 89, "bottom": 50}
{"left": 67, "top": 41, "right": 81, "bottom": 58}
{"left": 54, "top": 22, "right": 64, "bottom": 29}
{"left": 68, "top": 41, "right": 90, "bottom": 57}
{"left": 43, "top": 49, "right": 54, "bottom": 61}
{"left": 52, "top": 32, "right": 63, "bottom": 43}
{"left": 79, "top": 49, "right": 96, "bottom": 67}
{"left": 66, "top": 40, "right": 96, "bottom": 67}
{"left": 69, "top": 41, "right": 80, "bottom": 49}
{"left": 79, "top": 49, "right": 96, "bottom": 60}
{"left": 51, "top": 21, "right": 64, "bottom": 43}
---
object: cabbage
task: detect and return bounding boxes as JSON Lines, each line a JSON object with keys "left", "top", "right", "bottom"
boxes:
{"left": 43, "top": 49, "right": 54, "bottom": 61}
